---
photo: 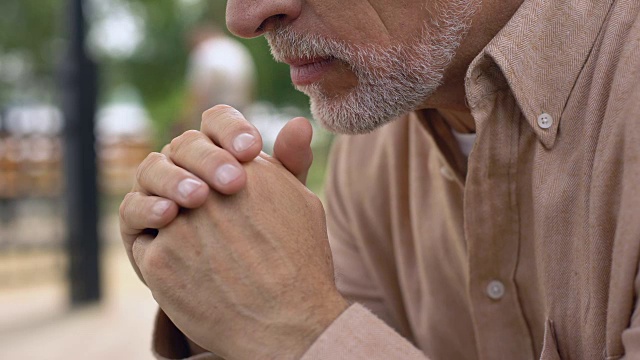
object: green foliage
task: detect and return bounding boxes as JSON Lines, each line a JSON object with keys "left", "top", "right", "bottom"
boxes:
{"left": 1, "top": 0, "right": 332, "bottom": 195}
{"left": 1, "top": 0, "right": 308, "bottom": 137}
{"left": 0, "top": 0, "right": 64, "bottom": 104}
{"left": 127, "top": 0, "right": 310, "bottom": 145}
{"left": 0, "top": 0, "right": 63, "bottom": 74}
{"left": 122, "top": 0, "right": 189, "bottom": 107}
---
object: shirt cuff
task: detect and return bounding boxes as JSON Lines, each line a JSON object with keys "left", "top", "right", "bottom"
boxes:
{"left": 301, "top": 303, "right": 428, "bottom": 360}
{"left": 152, "top": 308, "right": 223, "bottom": 360}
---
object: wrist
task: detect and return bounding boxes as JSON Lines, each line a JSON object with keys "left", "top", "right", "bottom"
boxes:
{"left": 287, "top": 292, "right": 350, "bottom": 359}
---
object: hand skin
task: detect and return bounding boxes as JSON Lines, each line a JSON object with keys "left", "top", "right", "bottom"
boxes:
{"left": 119, "top": 105, "right": 314, "bottom": 284}
{"left": 132, "top": 153, "right": 349, "bottom": 359}
{"left": 119, "top": 105, "right": 333, "bottom": 357}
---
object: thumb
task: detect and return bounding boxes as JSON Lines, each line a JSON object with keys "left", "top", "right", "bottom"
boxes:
{"left": 273, "top": 117, "right": 314, "bottom": 185}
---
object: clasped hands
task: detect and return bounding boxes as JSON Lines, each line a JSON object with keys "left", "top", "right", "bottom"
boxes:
{"left": 119, "top": 105, "right": 348, "bottom": 359}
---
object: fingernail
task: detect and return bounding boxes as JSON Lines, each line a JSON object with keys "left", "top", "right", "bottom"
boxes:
{"left": 178, "top": 178, "right": 202, "bottom": 199}
{"left": 152, "top": 200, "right": 172, "bottom": 217}
{"left": 232, "top": 133, "right": 256, "bottom": 152}
{"left": 215, "top": 164, "right": 242, "bottom": 185}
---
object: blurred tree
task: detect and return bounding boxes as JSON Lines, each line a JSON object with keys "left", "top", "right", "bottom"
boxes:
{"left": 0, "top": 0, "right": 64, "bottom": 104}
{"left": 107, "top": 0, "right": 308, "bottom": 145}
{"left": 0, "top": 0, "right": 308, "bottom": 146}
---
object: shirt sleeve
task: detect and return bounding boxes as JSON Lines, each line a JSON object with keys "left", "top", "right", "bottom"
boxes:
{"left": 152, "top": 309, "right": 223, "bottom": 360}
{"left": 152, "top": 304, "right": 428, "bottom": 360}
{"left": 301, "top": 304, "right": 428, "bottom": 360}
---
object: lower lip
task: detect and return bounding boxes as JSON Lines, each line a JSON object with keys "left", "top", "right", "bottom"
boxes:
{"left": 290, "top": 58, "right": 336, "bottom": 86}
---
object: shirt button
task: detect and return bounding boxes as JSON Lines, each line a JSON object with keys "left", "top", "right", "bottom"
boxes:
{"left": 537, "top": 113, "right": 553, "bottom": 129}
{"left": 440, "top": 166, "right": 455, "bottom": 181}
{"left": 486, "top": 280, "right": 505, "bottom": 300}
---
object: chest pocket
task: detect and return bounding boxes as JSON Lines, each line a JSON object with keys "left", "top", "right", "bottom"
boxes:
{"left": 540, "top": 319, "right": 561, "bottom": 360}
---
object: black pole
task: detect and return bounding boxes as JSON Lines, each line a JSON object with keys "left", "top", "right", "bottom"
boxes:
{"left": 60, "top": 0, "right": 100, "bottom": 305}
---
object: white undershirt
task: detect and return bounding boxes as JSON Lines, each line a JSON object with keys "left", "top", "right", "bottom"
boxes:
{"left": 451, "top": 129, "right": 477, "bottom": 158}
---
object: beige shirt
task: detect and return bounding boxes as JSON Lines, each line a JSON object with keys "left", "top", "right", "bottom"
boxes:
{"left": 153, "top": 0, "right": 640, "bottom": 358}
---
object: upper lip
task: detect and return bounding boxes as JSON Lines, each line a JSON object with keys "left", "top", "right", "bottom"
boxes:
{"left": 284, "top": 57, "right": 332, "bottom": 67}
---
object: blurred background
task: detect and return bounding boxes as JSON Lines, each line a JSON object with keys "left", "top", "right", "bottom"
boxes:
{"left": 0, "top": 0, "right": 333, "bottom": 358}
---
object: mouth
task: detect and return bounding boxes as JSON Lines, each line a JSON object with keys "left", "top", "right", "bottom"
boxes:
{"left": 285, "top": 57, "right": 336, "bottom": 86}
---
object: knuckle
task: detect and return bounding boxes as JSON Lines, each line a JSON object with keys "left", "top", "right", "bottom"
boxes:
{"left": 119, "top": 192, "right": 134, "bottom": 221}
{"left": 170, "top": 130, "right": 200, "bottom": 150}
{"left": 170, "top": 131, "right": 210, "bottom": 160}
{"left": 203, "top": 148, "right": 236, "bottom": 168}
{"left": 169, "top": 136, "right": 181, "bottom": 150}
{"left": 119, "top": 192, "right": 140, "bottom": 227}
{"left": 309, "top": 195, "right": 325, "bottom": 214}
{"left": 136, "top": 152, "right": 165, "bottom": 183}
{"left": 220, "top": 121, "right": 254, "bottom": 146}
{"left": 202, "top": 104, "right": 235, "bottom": 124}
{"left": 160, "top": 144, "right": 171, "bottom": 155}
{"left": 202, "top": 105, "right": 249, "bottom": 134}
{"left": 300, "top": 189, "right": 325, "bottom": 216}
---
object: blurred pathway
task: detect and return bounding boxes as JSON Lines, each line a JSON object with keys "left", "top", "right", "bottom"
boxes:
{"left": 0, "top": 214, "right": 158, "bottom": 360}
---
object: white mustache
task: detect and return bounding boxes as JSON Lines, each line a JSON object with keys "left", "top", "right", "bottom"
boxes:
{"left": 265, "top": 26, "right": 356, "bottom": 64}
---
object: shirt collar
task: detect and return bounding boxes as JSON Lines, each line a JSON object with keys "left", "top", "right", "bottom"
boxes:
{"left": 465, "top": 0, "right": 616, "bottom": 148}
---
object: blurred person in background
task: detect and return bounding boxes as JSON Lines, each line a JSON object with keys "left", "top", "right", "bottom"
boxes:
{"left": 175, "top": 22, "right": 256, "bottom": 134}
{"left": 120, "top": 0, "right": 640, "bottom": 359}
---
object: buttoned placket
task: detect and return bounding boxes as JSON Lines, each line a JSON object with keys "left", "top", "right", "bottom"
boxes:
{"left": 463, "top": 60, "right": 535, "bottom": 359}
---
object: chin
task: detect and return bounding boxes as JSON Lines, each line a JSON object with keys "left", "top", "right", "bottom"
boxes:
{"left": 308, "top": 96, "right": 400, "bottom": 136}
{"left": 304, "top": 81, "right": 435, "bottom": 135}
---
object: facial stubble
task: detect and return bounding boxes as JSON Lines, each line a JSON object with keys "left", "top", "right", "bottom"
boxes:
{"left": 266, "top": 1, "right": 478, "bottom": 135}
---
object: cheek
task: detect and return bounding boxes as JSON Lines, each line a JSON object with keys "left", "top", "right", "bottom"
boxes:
{"left": 305, "top": 2, "right": 392, "bottom": 45}
{"left": 303, "top": 1, "right": 434, "bottom": 49}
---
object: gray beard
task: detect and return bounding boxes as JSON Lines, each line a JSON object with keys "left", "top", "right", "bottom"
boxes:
{"left": 266, "top": 1, "right": 478, "bottom": 134}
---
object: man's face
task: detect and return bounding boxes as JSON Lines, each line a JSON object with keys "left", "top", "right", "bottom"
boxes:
{"left": 227, "top": 1, "right": 479, "bottom": 134}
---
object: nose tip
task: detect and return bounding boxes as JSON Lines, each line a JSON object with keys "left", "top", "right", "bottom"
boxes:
{"left": 226, "top": 0, "right": 301, "bottom": 38}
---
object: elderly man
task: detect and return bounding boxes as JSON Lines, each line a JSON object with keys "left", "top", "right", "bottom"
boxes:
{"left": 119, "top": 0, "right": 640, "bottom": 359}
